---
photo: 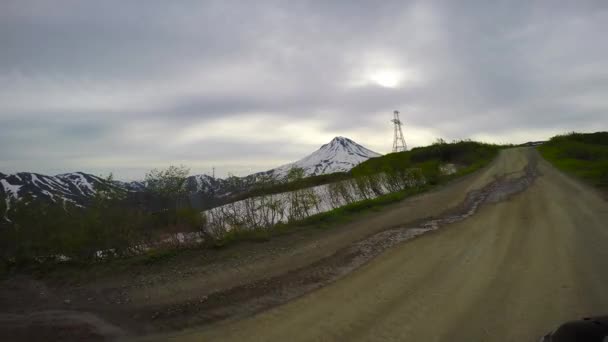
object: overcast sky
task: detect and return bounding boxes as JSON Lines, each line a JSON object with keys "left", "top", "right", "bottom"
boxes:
{"left": 1, "top": 1, "right": 607, "bottom": 180}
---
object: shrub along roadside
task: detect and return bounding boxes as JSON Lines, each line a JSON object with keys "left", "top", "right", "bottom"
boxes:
{"left": 538, "top": 132, "right": 608, "bottom": 189}
{"left": 0, "top": 171, "right": 202, "bottom": 273}
{"left": 0, "top": 197, "right": 203, "bottom": 274}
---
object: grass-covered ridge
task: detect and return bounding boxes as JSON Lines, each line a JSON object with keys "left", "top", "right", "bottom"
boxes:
{"left": 352, "top": 140, "right": 499, "bottom": 182}
{"left": 538, "top": 132, "right": 608, "bottom": 189}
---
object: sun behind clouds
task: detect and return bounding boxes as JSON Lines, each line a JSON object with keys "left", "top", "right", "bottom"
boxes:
{"left": 367, "top": 68, "right": 403, "bottom": 88}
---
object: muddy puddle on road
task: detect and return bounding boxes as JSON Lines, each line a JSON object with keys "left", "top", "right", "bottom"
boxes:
{"left": 145, "top": 161, "right": 540, "bottom": 332}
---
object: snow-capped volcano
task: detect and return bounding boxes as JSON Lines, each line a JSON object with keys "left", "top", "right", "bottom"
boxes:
{"left": 263, "top": 136, "right": 381, "bottom": 179}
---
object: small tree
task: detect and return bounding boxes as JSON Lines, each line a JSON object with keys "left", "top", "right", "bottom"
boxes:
{"left": 285, "top": 166, "right": 303, "bottom": 182}
{"left": 145, "top": 165, "right": 190, "bottom": 223}
{"left": 145, "top": 165, "right": 190, "bottom": 199}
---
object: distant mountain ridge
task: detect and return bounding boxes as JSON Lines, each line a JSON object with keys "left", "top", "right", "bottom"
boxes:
{"left": 1, "top": 137, "right": 381, "bottom": 210}
{"left": 0, "top": 172, "right": 128, "bottom": 208}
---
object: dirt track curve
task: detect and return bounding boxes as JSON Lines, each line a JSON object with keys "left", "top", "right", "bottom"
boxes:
{"left": 149, "top": 147, "right": 608, "bottom": 341}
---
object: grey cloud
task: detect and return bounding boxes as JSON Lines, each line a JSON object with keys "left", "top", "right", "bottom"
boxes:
{"left": 1, "top": 0, "right": 607, "bottom": 179}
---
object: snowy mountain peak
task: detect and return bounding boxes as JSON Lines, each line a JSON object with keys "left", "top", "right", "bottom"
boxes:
{"left": 328, "top": 136, "right": 354, "bottom": 144}
{"left": 266, "top": 136, "right": 381, "bottom": 179}
{"left": 320, "top": 136, "right": 379, "bottom": 157}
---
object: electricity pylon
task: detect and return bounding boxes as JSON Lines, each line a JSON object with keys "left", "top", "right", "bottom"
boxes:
{"left": 391, "top": 110, "right": 407, "bottom": 152}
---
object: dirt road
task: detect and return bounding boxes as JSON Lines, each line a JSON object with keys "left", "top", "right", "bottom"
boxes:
{"left": 153, "top": 148, "right": 608, "bottom": 341}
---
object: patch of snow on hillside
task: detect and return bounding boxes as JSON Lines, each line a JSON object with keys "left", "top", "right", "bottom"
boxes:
{"left": 43, "top": 175, "right": 73, "bottom": 194}
{"left": 30, "top": 174, "right": 43, "bottom": 187}
{"left": 56, "top": 172, "right": 102, "bottom": 196}
{"left": 1, "top": 179, "right": 22, "bottom": 200}
{"left": 66, "top": 173, "right": 96, "bottom": 194}
{"left": 41, "top": 190, "right": 56, "bottom": 202}
{"left": 203, "top": 169, "right": 424, "bottom": 232}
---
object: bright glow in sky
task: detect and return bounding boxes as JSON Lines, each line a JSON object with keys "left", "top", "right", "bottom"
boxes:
{"left": 368, "top": 69, "right": 403, "bottom": 88}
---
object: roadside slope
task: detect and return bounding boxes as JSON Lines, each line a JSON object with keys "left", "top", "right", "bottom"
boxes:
{"left": 160, "top": 148, "right": 608, "bottom": 341}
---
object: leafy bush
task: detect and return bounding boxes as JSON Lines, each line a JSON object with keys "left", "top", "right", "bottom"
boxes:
{"left": 0, "top": 193, "right": 154, "bottom": 266}
{"left": 0, "top": 172, "right": 204, "bottom": 268}
{"left": 539, "top": 132, "right": 608, "bottom": 187}
{"left": 549, "top": 131, "right": 608, "bottom": 146}
{"left": 352, "top": 140, "right": 498, "bottom": 178}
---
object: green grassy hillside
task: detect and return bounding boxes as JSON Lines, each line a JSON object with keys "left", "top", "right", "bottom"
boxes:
{"left": 352, "top": 140, "right": 499, "bottom": 182}
{"left": 538, "top": 132, "right": 608, "bottom": 189}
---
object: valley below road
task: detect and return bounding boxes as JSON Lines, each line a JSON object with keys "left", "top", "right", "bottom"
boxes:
{"left": 2, "top": 147, "right": 608, "bottom": 341}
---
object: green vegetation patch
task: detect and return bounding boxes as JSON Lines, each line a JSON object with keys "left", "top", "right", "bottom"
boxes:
{"left": 539, "top": 132, "right": 608, "bottom": 188}
{"left": 352, "top": 139, "right": 499, "bottom": 182}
